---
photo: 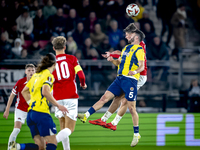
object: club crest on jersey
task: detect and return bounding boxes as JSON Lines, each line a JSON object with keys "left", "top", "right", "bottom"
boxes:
{"left": 47, "top": 76, "right": 52, "bottom": 82}
{"left": 130, "top": 87, "right": 134, "bottom": 91}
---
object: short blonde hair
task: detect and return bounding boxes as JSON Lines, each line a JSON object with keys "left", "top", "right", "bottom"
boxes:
{"left": 52, "top": 36, "right": 67, "bottom": 50}
{"left": 25, "top": 64, "right": 35, "bottom": 69}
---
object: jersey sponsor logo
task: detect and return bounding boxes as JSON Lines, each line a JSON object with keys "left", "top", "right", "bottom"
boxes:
{"left": 123, "top": 52, "right": 130, "bottom": 57}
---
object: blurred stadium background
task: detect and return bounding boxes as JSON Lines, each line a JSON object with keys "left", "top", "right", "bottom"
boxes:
{"left": 0, "top": 0, "right": 200, "bottom": 149}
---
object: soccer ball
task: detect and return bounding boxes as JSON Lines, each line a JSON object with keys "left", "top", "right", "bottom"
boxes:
{"left": 126, "top": 3, "right": 140, "bottom": 17}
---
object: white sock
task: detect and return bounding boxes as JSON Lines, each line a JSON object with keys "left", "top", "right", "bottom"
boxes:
{"left": 85, "top": 111, "right": 90, "bottom": 118}
{"left": 111, "top": 114, "right": 122, "bottom": 126}
{"left": 62, "top": 136, "right": 70, "bottom": 150}
{"left": 8, "top": 128, "right": 20, "bottom": 144}
{"left": 56, "top": 128, "right": 72, "bottom": 143}
{"left": 101, "top": 111, "right": 113, "bottom": 122}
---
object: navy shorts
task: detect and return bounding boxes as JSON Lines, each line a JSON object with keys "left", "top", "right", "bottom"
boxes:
{"left": 107, "top": 75, "right": 138, "bottom": 101}
{"left": 27, "top": 110, "right": 57, "bottom": 138}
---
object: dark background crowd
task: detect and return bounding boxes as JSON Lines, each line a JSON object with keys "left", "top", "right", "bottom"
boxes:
{"left": 1, "top": 0, "right": 199, "bottom": 62}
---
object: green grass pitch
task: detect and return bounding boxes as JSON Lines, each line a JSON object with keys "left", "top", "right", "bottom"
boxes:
{"left": 0, "top": 112, "right": 200, "bottom": 150}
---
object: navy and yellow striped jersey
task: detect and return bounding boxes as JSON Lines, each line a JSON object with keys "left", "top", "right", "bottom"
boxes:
{"left": 117, "top": 44, "right": 145, "bottom": 80}
{"left": 26, "top": 69, "right": 54, "bottom": 114}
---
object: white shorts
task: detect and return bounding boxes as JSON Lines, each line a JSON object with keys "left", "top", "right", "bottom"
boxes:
{"left": 55, "top": 99, "right": 78, "bottom": 121}
{"left": 14, "top": 109, "right": 27, "bottom": 124}
{"left": 137, "top": 75, "right": 147, "bottom": 90}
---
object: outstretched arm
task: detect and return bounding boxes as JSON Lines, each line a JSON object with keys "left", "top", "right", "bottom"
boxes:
{"left": 102, "top": 50, "right": 122, "bottom": 59}
{"left": 111, "top": 50, "right": 121, "bottom": 55}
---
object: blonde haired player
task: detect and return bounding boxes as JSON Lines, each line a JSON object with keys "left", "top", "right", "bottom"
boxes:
{"left": 52, "top": 36, "right": 87, "bottom": 150}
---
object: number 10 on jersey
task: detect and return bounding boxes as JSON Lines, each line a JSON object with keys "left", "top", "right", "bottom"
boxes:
{"left": 56, "top": 61, "right": 70, "bottom": 80}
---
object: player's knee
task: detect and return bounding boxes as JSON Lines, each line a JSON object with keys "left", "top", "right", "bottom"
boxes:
{"left": 128, "top": 106, "right": 136, "bottom": 114}
{"left": 121, "top": 99, "right": 128, "bottom": 106}
{"left": 100, "top": 95, "right": 110, "bottom": 103}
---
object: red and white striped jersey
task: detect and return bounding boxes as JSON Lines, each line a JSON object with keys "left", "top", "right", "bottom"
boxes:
{"left": 12, "top": 77, "right": 29, "bottom": 112}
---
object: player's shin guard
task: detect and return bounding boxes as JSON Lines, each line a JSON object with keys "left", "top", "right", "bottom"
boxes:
{"left": 46, "top": 143, "right": 57, "bottom": 150}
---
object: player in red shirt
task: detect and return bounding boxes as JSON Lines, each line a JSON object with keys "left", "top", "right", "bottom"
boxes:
{"left": 89, "top": 34, "right": 147, "bottom": 131}
{"left": 3, "top": 64, "right": 35, "bottom": 149}
{"left": 51, "top": 36, "right": 87, "bottom": 150}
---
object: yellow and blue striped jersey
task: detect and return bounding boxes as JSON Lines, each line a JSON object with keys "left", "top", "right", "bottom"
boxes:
{"left": 26, "top": 69, "right": 54, "bottom": 114}
{"left": 117, "top": 44, "right": 145, "bottom": 80}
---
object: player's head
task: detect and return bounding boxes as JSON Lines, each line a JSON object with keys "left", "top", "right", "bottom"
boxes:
{"left": 124, "top": 23, "right": 138, "bottom": 43}
{"left": 25, "top": 64, "right": 35, "bottom": 78}
{"left": 52, "top": 36, "right": 67, "bottom": 52}
{"left": 123, "top": 23, "right": 137, "bottom": 33}
{"left": 125, "top": 28, "right": 145, "bottom": 44}
{"left": 36, "top": 53, "right": 56, "bottom": 73}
